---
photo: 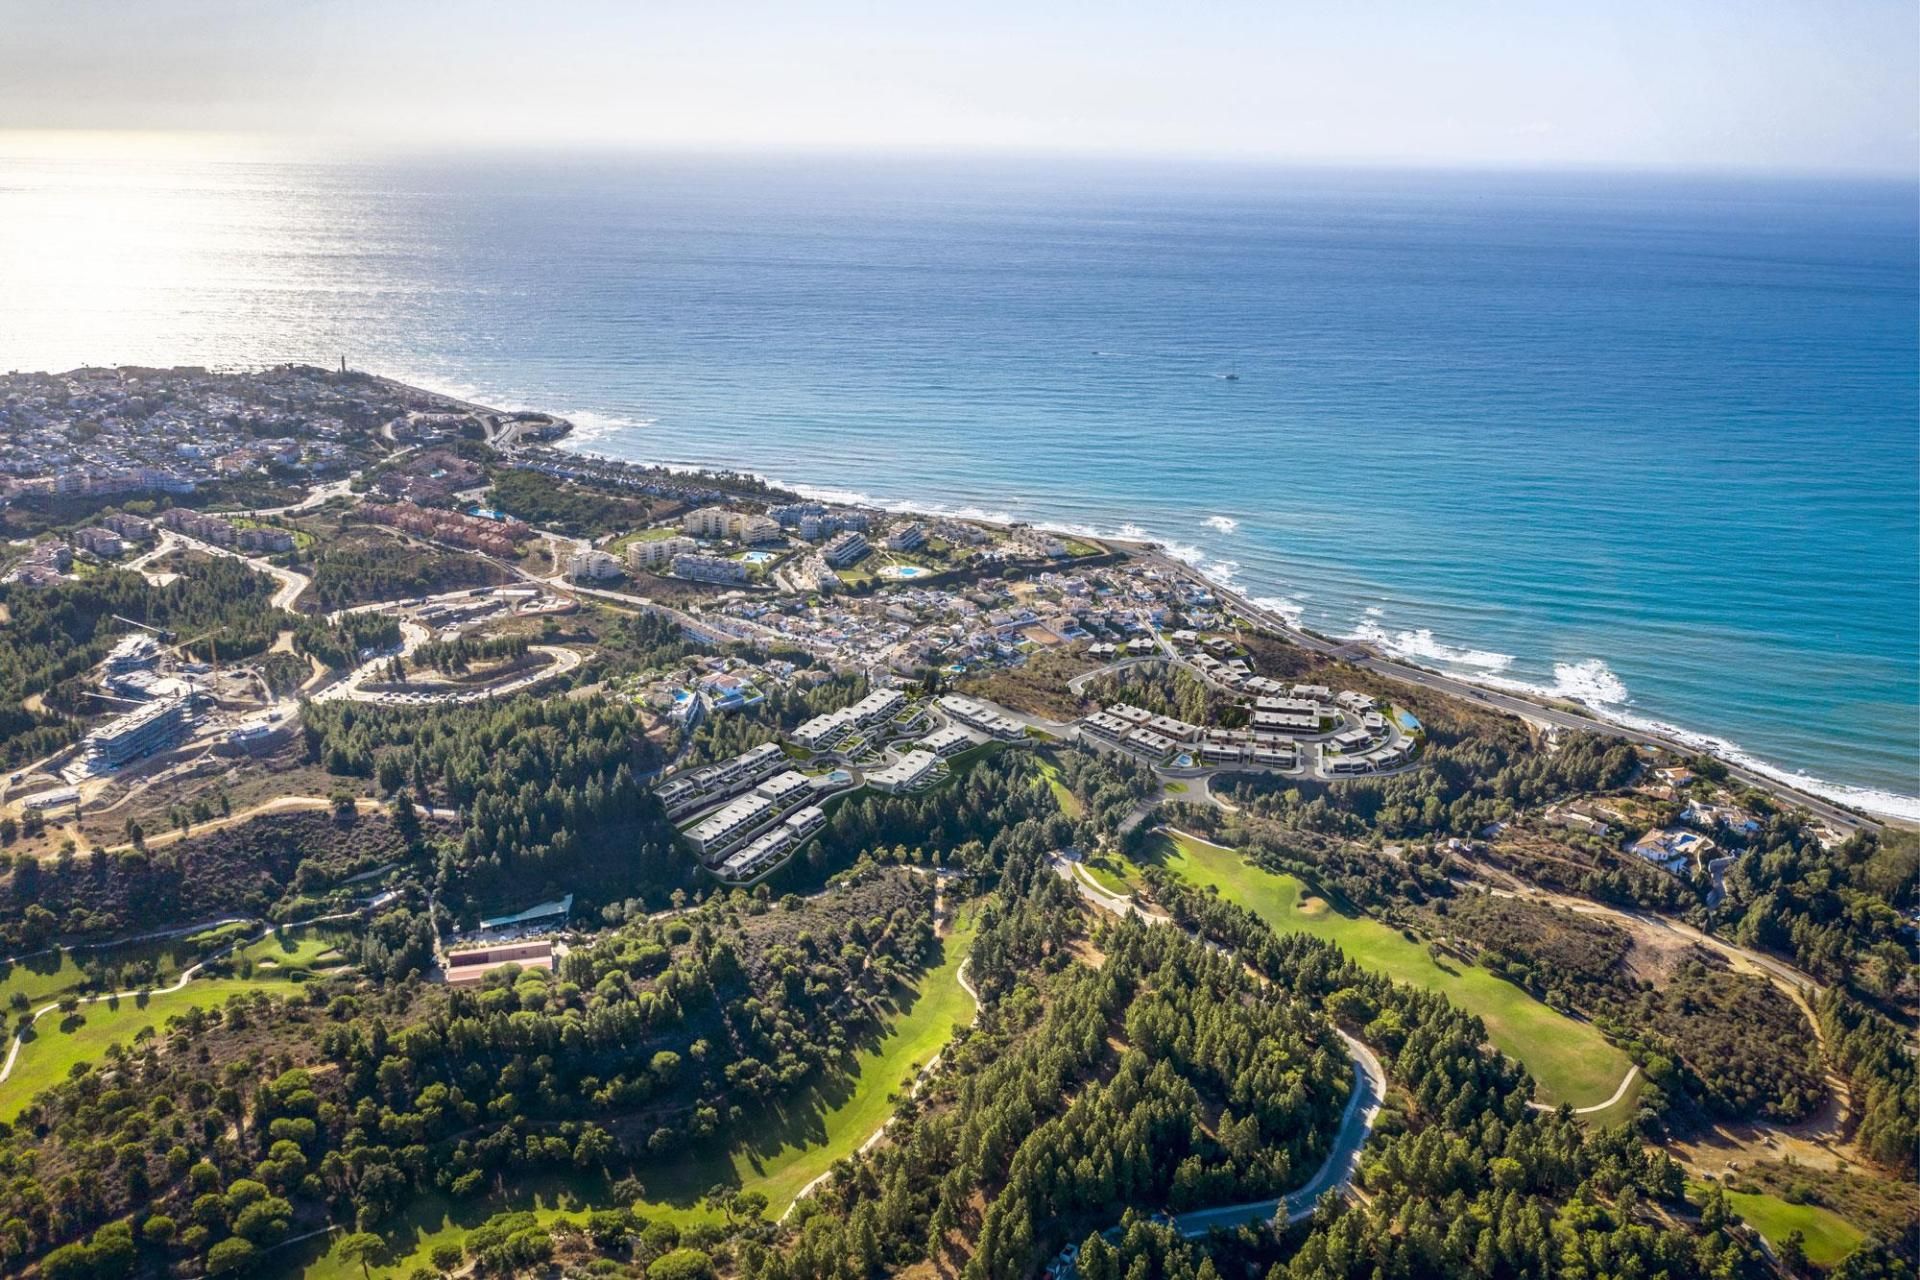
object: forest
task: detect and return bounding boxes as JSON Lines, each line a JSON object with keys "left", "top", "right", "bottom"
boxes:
{"left": 303, "top": 533, "right": 505, "bottom": 612}
{"left": 0, "top": 867, "right": 940, "bottom": 1279}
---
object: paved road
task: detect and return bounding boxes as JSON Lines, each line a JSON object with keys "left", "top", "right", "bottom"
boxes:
{"left": 1047, "top": 851, "right": 1387, "bottom": 1235}
{"left": 1141, "top": 551, "right": 1876, "bottom": 833}
{"left": 1170, "top": 1028, "right": 1384, "bottom": 1237}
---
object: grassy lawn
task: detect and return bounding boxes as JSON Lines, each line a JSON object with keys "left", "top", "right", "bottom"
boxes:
{"left": 1142, "top": 830, "right": 1635, "bottom": 1111}
{"left": 1687, "top": 1182, "right": 1865, "bottom": 1267}
{"left": 1081, "top": 851, "right": 1148, "bottom": 897}
{"left": 234, "top": 926, "right": 350, "bottom": 979}
{"left": 300, "top": 908, "right": 984, "bottom": 1279}
{"left": 1034, "top": 753, "right": 1084, "bottom": 818}
{"left": 0, "top": 932, "right": 227, "bottom": 1012}
{"left": 1, "top": 978, "right": 268, "bottom": 1120}
{"left": 0, "top": 950, "right": 86, "bottom": 1010}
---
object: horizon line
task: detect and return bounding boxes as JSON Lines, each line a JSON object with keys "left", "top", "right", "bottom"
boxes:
{"left": 2, "top": 126, "right": 1916, "bottom": 185}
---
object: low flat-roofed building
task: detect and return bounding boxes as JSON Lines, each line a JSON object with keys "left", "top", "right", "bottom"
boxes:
{"left": 1108, "top": 703, "right": 1153, "bottom": 726}
{"left": 1371, "top": 741, "right": 1413, "bottom": 768}
{"left": 1333, "top": 727, "right": 1373, "bottom": 750}
{"left": 918, "top": 724, "right": 974, "bottom": 757}
{"left": 1291, "top": 683, "right": 1334, "bottom": 703}
{"left": 1255, "top": 696, "right": 1321, "bottom": 716}
{"left": 784, "top": 805, "right": 827, "bottom": 837}
{"left": 937, "top": 694, "right": 1024, "bottom": 739}
{"left": 688, "top": 792, "right": 777, "bottom": 858}
{"left": 793, "top": 709, "right": 855, "bottom": 750}
{"left": 1125, "top": 727, "right": 1176, "bottom": 760}
{"left": 1201, "top": 739, "right": 1251, "bottom": 764}
{"left": 21, "top": 786, "right": 79, "bottom": 811}
{"left": 1253, "top": 709, "right": 1318, "bottom": 733}
{"left": 867, "top": 749, "right": 940, "bottom": 793}
{"left": 444, "top": 939, "right": 555, "bottom": 987}
{"left": 849, "top": 688, "right": 908, "bottom": 724}
{"left": 755, "top": 769, "right": 814, "bottom": 806}
{"left": 1337, "top": 690, "right": 1376, "bottom": 713}
{"left": 1146, "top": 714, "right": 1202, "bottom": 742}
{"left": 1080, "top": 712, "right": 1133, "bottom": 745}
{"left": 1253, "top": 743, "right": 1297, "bottom": 767}
{"left": 719, "top": 827, "right": 794, "bottom": 881}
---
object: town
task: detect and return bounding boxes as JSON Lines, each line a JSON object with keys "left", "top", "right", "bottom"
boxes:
{"left": 0, "top": 366, "right": 1908, "bottom": 1280}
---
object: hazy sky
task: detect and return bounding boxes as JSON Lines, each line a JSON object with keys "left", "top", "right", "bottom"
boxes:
{"left": 2, "top": 0, "right": 1915, "bottom": 173}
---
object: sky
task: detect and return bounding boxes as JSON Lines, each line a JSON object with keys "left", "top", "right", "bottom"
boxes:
{"left": 1, "top": 0, "right": 1915, "bottom": 174}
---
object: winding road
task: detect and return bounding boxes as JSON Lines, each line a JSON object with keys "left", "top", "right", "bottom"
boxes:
{"left": 1047, "top": 850, "right": 1388, "bottom": 1235}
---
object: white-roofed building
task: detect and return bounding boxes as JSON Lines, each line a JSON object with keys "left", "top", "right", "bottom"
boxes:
{"left": 866, "top": 749, "right": 940, "bottom": 793}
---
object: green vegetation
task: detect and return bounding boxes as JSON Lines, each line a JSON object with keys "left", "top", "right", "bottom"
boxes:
{"left": 318, "top": 906, "right": 985, "bottom": 1279}
{"left": 1688, "top": 1181, "right": 1865, "bottom": 1267}
{"left": 1033, "top": 753, "right": 1084, "bottom": 818}
{"left": 305, "top": 530, "right": 504, "bottom": 611}
{"left": 1, "top": 977, "right": 266, "bottom": 1120}
{"left": 1433, "top": 891, "right": 1823, "bottom": 1124}
{"left": 488, "top": 468, "right": 656, "bottom": 537}
{"left": 1142, "top": 829, "right": 1635, "bottom": 1110}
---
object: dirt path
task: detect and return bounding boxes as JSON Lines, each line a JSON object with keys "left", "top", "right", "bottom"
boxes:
{"left": 1471, "top": 877, "right": 1862, "bottom": 1169}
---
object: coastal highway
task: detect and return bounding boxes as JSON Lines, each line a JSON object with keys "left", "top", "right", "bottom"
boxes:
{"left": 1137, "top": 549, "right": 1878, "bottom": 834}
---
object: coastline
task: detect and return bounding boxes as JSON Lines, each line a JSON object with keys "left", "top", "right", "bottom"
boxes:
{"left": 374, "top": 369, "right": 1913, "bottom": 827}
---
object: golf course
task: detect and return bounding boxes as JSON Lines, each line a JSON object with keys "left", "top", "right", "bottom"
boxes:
{"left": 0, "top": 922, "right": 354, "bottom": 1122}
{"left": 299, "top": 905, "right": 983, "bottom": 1279}
{"left": 1139, "top": 829, "right": 1639, "bottom": 1115}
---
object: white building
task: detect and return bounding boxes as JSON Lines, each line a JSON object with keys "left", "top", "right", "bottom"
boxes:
{"left": 568, "top": 549, "right": 622, "bottom": 581}
{"left": 884, "top": 521, "right": 927, "bottom": 552}
{"left": 673, "top": 553, "right": 749, "bottom": 584}
{"left": 867, "top": 749, "right": 940, "bottom": 793}
{"left": 626, "top": 535, "right": 697, "bottom": 571}
{"left": 822, "top": 530, "right": 870, "bottom": 568}
{"left": 917, "top": 725, "right": 974, "bottom": 758}
{"left": 937, "top": 694, "right": 1024, "bottom": 740}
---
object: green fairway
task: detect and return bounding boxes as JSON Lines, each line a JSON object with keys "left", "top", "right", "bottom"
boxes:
{"left": 1081, "top": 850, "right": 1147, "bottom": 896}
{"left": 1688, "top": 1182, "right": 1865, "bottom": 1266}
{"left": 0, "top": 950, "right": 85, "bottom": 1010}
{"left": 1145, "top": 830, "right": 1634, "bottom": 1111}
{"left": 300, "top": 907, "right": 983, "bottom": 1280}
{"left": 234, "top": 926, "right": 350, "bottom": 979}
{"left": 1, "top": 978, "right": 268, "bottom": 1120}
{"left": 0, "top": 931, "right": 239, "bottom": 1017}
{"left": 1035, "top": 753, "right": 1084, "bottom": 817}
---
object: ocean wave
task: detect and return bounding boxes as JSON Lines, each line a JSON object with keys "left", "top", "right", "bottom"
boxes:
{"left": 1204, "top": 515, "right": 1239, "bottom": 534}
{"left": 1462, "top": 660, "right": 1918, "bottom": 822}
{"left": 1251, "top": 595, "right": 1307, "bottom": 625}
{"left": 546, "top": 429, "right": 1916, "bottom": 821}
{"left": 1349, "top": 622, "right": 1516, "bottom": 673}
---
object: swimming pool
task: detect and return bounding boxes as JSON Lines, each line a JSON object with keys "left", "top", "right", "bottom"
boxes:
{"left": 877, "top": 563, "right": 931, "bottom": 579}
{"left": 740, "top": 550, "right": 777, "bottom": 564}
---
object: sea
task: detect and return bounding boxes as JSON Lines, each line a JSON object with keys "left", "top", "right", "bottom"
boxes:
{"left": 1, "top": 137, "right": 1915, "bottom": 818}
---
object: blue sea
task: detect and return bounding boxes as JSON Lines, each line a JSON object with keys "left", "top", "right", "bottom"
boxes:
{"left": 2, "top": 140, "right": 1914, "bottom": 816}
